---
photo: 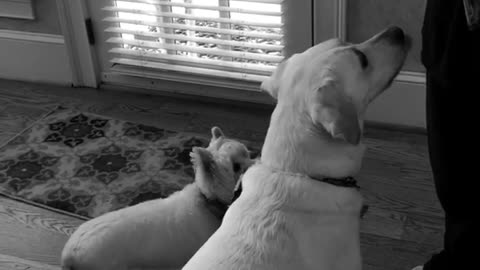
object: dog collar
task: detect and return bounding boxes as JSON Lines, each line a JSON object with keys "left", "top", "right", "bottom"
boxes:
{"left": 231, "top": 175, "right": 368, "bottom": 218}
{"left": 253, "top": 163, "right": 368, "bottom": 218}
{"left": 201, "top": 194, "right": 229, "bottom": 219}
{"left": 259, "top": 163, "right": 360, "bottom": 189}
{"left": 313, "top": 176, "right": 360, "bottom": 189}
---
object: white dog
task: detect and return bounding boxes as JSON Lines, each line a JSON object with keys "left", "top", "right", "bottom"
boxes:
{"left": 61, "top": 127, "right": 253, "bottom": 270}
{"left": 183, "top": 27, "right": 409, "bottom": 270}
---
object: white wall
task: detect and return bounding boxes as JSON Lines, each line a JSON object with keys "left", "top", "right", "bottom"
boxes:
{"left": 0, "top": 30, "right": 72, "bottom": 85}
{"left": 0, "top": 0, "right": 72, "bottom": 85}
{"left": 366, "top": 80, "right": 425, "bottom": 128}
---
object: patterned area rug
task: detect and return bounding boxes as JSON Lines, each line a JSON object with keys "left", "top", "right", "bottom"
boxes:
{"left": 0, "top": 107, "right": 227, "bottom": 219}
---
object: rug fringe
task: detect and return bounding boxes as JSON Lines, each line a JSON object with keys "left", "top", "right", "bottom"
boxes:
{"left": 0, "top": 192, "right": 90, "bottom": 221}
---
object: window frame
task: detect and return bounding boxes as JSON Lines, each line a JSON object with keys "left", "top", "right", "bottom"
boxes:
{"left": 64, "top": 0, "right": 311, "bottom": 103}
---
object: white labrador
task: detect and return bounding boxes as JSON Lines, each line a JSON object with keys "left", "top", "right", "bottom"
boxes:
{"left": 183, "top": 27, "right": 409, "bottom": 270}
{"left": 61, "top": 127, "right": 253, "bottom": 270}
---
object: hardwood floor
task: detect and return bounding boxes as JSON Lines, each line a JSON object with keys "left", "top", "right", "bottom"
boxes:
{"left": 0, "top": 79, "right": 442, "bottom": 270}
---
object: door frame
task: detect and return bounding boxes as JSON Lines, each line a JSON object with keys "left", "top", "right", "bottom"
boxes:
{"left": 56, "top": 0, "right": 99, "bottom": 88}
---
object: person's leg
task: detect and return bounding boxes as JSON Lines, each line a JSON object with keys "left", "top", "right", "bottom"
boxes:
{"left": 422, "top": 75, "right": 477, "bottom": 270}
{"left": 420, "top": 1, "right": 480, "bottom": 268}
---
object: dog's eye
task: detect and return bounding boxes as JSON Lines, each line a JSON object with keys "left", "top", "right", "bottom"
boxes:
{"left": 352, "top": 48, "right": 369, "bottom": 69}
{"left": 232, "top": 162, "right": 241, "bottom": 173}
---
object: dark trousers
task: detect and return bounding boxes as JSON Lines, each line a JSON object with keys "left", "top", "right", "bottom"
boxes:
{"left": 424, "top": 75, "right": 478, "bottom": 270}
{"left": 422, "top": 1, "right": 480, "bottom": 269}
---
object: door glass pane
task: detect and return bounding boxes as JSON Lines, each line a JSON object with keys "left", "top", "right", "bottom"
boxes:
{"left": 347, "top": 0, "right": 426, "bottom": 72}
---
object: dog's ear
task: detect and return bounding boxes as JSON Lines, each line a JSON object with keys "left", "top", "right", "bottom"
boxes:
{"left": 190, "top": 147, "right": 218, "bottom": 199}
{"left": 191, "top": 147, "right": 234, "bottom": 204}
{"left": 261, "top": 39, "right": 343, "bottom": 100}
{"left": 260, "top": 58, "right": 289, "bottom": 99}
{"left": 309, "top": 80, "right": 361, "bottom": 145}
{"left": 211, "top": 126, "right": 224, "bottom": 139}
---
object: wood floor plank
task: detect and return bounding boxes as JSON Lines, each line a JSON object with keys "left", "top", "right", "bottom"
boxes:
{"left": 360, "top": 206, "right": 407, "bottom": 240}
{"left": 0, "top": 254, "right": 59, "bottom": 270}
{"left": 0, "top": 197, "right": 84, "bottom": 237}
{"left": 0, "top": 197, "right": 83, "bottom": 266}
{"left": 186, "top": 111, "right": 270, "bottom": 142}
{"left": 403, "top": 212, "right": 444, "bottom": 247}
{"left": 361, "top": 183, "right": 442, "bottom": 219}
{"left": 358, "top": 135, "right": 443, "bottom": 220}
{"left": 0, "top": 109, "right": 47, "bottom": 136}
{"left": 0, "top": 89, "right": 58, "bottom": 111}
{"left": 0, "top": 220, "right": 67, "bottom": 266}
{"left": 361, "top": 144, "right": 433, "bottom": 193}
{"left": 361, "top": 232, "right": 437, "bottom": 270}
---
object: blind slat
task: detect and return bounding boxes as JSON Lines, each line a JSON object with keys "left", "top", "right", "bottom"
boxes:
{"left": 104, "top": 17, "right": 283, "bottom": 39}
{"left": 103, "top": 7, "right": 282, "bottom": 28}
{"left": 229, "top": 0, "right": 282, "bottom": 3}
{"left": 105, "top": 0, "right": 284, "bottom": 82}
{"left": 110, "top": 47, "right": 275, "bottom": 74}
{"left": 111, "top": 57, "right": 268, "bottom": 82}
{"left": 105, "top": 27, "right": 283, "bottom": 51}
{"left": 116, "top": 0, "right": 282, "bottom": 16}
{"left": 107, "top": 37, "right": 283, "bottom": 62}
{"left": 124, "top": 0, "right": 284, "bottom": 4}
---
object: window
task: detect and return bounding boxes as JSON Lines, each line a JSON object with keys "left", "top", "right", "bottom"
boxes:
{"left": 103, "top": 0, "right": 285, "bottom": 83}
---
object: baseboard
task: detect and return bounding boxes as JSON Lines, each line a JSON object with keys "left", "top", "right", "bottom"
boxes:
{"left": 366, "top": 79, "right": 426, "bottom": 129}
{"left": 0, "top": 30, "right": 72, "bottom": 85}
{"left": 102, "top": 71, "right": 275, "bottom": 105}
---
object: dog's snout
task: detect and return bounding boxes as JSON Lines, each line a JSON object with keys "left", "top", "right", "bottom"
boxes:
{"left": 383, "top": 26, "right": 405, "bottom": 44}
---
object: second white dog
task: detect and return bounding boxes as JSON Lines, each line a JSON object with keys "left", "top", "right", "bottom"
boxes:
{"left": 61, "top": 126, "right": 252, "bottom": 270}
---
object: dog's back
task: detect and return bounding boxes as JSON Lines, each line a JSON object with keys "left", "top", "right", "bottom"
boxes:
{"left": 183, "top": 165, "right": 363, "bottom": 270}
{"left": 61, "top": 186, "right": 221, "bottom": 270}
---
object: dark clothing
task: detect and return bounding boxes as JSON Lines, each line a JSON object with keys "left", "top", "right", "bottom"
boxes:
{"left": 422, "top": 1, "right": 480, "bottom": 269}
{"left": 422, "top": 0, "right": 480, "bottom": 86}
{"left": 424, "top": 75, "right": 477, "bottom": 270}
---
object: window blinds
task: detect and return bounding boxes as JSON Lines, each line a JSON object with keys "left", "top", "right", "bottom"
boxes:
{"left": 103, "top": 0, "right": 284, "bottom": 83}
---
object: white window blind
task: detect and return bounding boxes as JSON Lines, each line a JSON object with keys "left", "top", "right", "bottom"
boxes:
{"left": 103, "top": 0, "right": 284, "bottom": 83}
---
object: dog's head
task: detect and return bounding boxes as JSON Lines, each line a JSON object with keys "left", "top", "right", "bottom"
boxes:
{"left": 261, "top": 26, "right": 409, "bottom": 145}
{"left": 190, "top": 127, "right": 253, "bottom": 205}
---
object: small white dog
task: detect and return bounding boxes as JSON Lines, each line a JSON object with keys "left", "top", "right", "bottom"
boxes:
{"left": 61, "top": 127, "right": 253, "bottom": 270}
{"left": 183, "top": 27, "right": 409, "bottom": 270}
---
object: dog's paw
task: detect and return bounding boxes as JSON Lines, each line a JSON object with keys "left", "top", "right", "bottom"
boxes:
{"left": 190, "top": 147, "right": 200, "bottom": 165}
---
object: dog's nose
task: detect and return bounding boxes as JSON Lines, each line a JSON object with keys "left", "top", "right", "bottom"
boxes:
{"left": 383, "top": 26, "right": 405, "bottom": 44}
